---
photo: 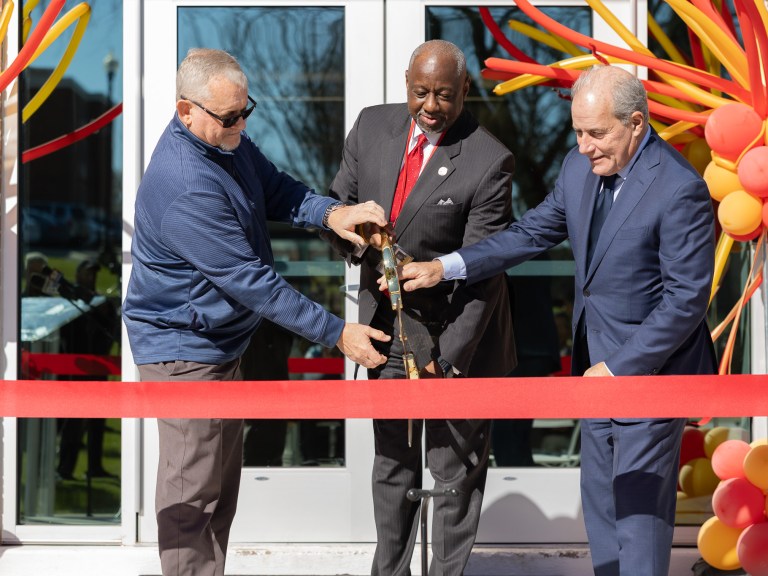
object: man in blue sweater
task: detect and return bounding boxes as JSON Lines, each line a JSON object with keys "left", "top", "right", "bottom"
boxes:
{"left": 124, "top": 48, "right": 390, "bottom": 576}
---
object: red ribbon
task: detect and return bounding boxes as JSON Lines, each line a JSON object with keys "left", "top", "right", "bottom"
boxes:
{"left": 1, "top": 374, "right": 765, "bottom": 418}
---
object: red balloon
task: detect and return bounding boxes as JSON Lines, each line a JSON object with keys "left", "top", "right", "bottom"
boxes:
{"left": 762, "top": 201, "right": 768, "bottom": 229}
{"left": 728, "top": 226, "right": 763, "bottom": 242}
{"left": 680, "top": 426, "right": 707, "bottom": 467}
{"left": 713, "top": 478, "right": 766, "bottom": 528}
{"left": 712, "top": 439, "right": 751, "bottom": 480}
{"left": 705, "top": 104, "right": 763, "bottom": 161}
{"left": 738, "top": 146, "right": 768, "bottom": 198}
{"left": 737, "top": 522, "right": 768, "bottom": 575}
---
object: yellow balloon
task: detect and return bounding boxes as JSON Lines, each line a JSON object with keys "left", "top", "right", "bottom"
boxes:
{"left": 743, "top": 444, "right": 768, "bottom": 490}
{"left": 684, "top": 139, "right": 712, "bottom": 176}
{"left": 697, "top": 516, "right": 743, "bottom": 571}
{"left": 750, "top": 438, "right": 768, "bottom": 448}
{"left": 704, "top": 161, "right": 743, "bottom": 201}
{"left": 717, "top": 190, "right": 763, "bottom": 237}
{"left": 705, "top": 427, "right": 743, "bottom": 458}
{"left": 680, "top": 457, "right": 720, "bottom": 496}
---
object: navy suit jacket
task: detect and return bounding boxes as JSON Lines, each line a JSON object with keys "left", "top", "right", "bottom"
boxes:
{"left": 458, "top": 129, "right": 717, "bottom": 377}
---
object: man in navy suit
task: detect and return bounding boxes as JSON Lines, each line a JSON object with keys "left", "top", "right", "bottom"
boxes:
{"left": 399, "top": 65, "right": 717, "bottom": 576}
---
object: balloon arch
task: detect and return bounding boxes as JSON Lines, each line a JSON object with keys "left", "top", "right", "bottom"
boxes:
{"left": 477, "top": 0, "right": 768, "bottom": 570}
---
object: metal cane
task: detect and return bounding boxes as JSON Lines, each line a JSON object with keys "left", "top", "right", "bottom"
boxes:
{"left": 406, "top": 488, "right": 459, "bottom": 575}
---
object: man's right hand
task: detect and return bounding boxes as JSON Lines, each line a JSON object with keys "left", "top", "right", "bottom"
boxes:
{"left": 336, "top": 323, "right": 390, "bottom": 368}
{"left": 399, "top": 260, "right": 445, "bottom": 292}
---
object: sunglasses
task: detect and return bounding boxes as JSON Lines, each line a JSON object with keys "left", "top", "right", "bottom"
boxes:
{"left": 182, "top": 95, "right": 257, "bottom": 128}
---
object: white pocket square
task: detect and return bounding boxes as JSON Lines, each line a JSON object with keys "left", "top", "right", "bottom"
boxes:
{"left": 437, "top": 198, "right": 454, "bottom": 205}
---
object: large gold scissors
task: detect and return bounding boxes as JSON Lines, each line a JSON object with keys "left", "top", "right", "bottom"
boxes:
{"left": 380, "top": 234, "right": 419, "bottom": 447}
{"left": 359, "top": 225, "right": 419, "bottom": 447}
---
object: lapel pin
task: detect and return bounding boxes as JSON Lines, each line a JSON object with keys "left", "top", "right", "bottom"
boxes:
{"left": 438, "top": 166, "right": 448, "bottom": 176}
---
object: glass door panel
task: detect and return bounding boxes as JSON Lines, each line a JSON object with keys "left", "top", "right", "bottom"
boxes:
{"left": 139, "top": 0, "right": 384, "bottom": 542}
{"left": 417, "top": 3, "right": 592, "bottom": 542}
{"left": 13, "top": 0, "right": 124, "bottom": 538}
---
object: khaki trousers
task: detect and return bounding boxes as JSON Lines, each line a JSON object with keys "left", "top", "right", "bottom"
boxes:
{"left": 139, "top": 359, "right": 243, "bottom": 576}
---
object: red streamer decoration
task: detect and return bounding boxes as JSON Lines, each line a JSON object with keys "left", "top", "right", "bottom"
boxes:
{"left": 22, "top": 102, "right": 123, "bottom": 163}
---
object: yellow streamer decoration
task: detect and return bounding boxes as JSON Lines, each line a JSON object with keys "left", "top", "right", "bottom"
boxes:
{"left": 664, "top": 0, "right": 749, "bottom": 86}
{"left": 0, "top": 1, "right": 93, "bottom": 122}
{"left": 21, "top": 2, "right": 92, "bottom": 122}
{"left": 648, "top": 11, "right": 688, "bottom": 65}
{"left": 0, "top": 1, "right": 15, "bottom": 47}
{"left": 508, "top": 20, "right": 585, "bottom": 57}
{"left": 711, "top": 233, "right": 735, "bottom": 304}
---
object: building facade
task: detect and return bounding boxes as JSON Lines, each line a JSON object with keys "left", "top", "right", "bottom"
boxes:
{"left": 1, "top": 0, "right": 765, "bottom": 556}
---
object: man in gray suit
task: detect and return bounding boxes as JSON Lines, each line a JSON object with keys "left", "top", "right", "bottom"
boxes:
{"left": 399, "top": 65, "right": 717, "bottom": 576}
{"left": 327, "top": 40, "right": 516, "bottom": 575}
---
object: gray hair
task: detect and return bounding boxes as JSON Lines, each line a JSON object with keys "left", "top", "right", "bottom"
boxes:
{"left": 176, "top": 48, "right": 248, "bottom": 102}
{"left": 571, "top": 65, "right": 649, "bottom": 126}
{"left": 408, "top": 39, "right": 467, "bottom": 79}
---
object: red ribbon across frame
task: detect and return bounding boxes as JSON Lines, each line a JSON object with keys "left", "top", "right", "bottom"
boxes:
{"left": 1, "top": 374, "right": 765, "bottom": 419}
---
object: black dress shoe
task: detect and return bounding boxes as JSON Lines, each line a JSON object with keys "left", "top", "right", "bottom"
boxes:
{"left": 88, "top": 468, "right": 118, "bottom": 479}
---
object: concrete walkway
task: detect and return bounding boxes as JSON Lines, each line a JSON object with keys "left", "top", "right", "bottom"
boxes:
{"left": 0, "top": 543, "right": 704, "bottom": 575}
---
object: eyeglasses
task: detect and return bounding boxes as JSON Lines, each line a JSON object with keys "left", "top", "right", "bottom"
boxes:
{"left": 182, "top": 95, "right": 257, "bottom": 128}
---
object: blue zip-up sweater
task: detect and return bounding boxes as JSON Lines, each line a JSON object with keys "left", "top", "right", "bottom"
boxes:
{"left": 124, "top": 115, "right": 344, "bottom": 365}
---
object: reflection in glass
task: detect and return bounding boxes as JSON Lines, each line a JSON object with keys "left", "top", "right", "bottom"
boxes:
{"left": 427, "top": 5, "right": 589, "bottom": 469}
{"left": 17, "top": 0, "right": 124, "bottom": 524}
{"left": 179, "top": 6, "right": 346, "bottom": 467}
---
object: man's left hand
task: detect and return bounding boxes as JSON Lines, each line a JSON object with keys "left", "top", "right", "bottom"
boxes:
{"left": 327, "top": 200, "right": 387, "bottom": 246}
{"left": 583, "top": 362, "right": 612, "bottom": 377}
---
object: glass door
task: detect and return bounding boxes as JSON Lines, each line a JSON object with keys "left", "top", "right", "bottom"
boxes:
{"left": 383, "top": 0, "right": 600, "bottom": 543}
{"left": 5, "top": 0, "right": 128, "bottom": 544}
{"left": 389, "top": 1, "right": 759, "bottom": 546}
{"left": 138, "top": 0, "right": 385, "bottom": 542}
{"left": 135, "top": 0, "right": 764, "bottom": 547}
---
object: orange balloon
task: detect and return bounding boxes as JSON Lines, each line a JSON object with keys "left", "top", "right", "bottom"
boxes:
{"left": 744, "top": 444, "right": 768, "bottom": 490}
{"left": 683, "top": 138, "right": 712, "bottom": 176}
{"left": 738, "top": 146, "right": 768, "bottom": 198}
{"left": 712, "top": 440, "right": 751, "bottom": 480}
{"left": 697, "top": 516, "right": 743, "bottom": 570}
{"left": 718, "top": 190, "right": 763, "bottom": 236}
{"left": 680, "top": 457, "right": 720, "bottom": 496}
{"left": 704, "top": 161, "right": 743, "bottom": 202}
{"left": 712, "top": 478, "right": 766, "bottom": 528}
{"left": 737, "top": 523, "right": 768, "bottom": 576}
{"left": 705, "top": 103, "right": 763, "bottom": 161}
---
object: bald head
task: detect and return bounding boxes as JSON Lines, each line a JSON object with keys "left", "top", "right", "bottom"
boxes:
{"left": 405, "top": 40, "right": 469, "bottom": 134}
{"left": 408, "top": 40, "right": 466, "bottom": 79}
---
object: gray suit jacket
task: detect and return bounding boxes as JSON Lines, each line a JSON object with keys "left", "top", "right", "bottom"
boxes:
{"left": 328, "top": 104, "right": 517, "bottom": 377}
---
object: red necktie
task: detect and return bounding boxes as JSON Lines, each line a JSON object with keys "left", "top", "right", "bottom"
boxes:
{"left": 390, "top": 133, "right": 428, "bottom": 223}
